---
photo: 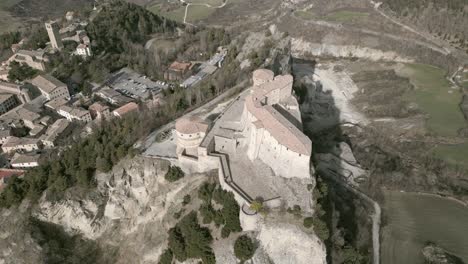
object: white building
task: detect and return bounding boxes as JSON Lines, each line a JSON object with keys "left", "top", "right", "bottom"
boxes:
{"left": 57, "top": 105, "right": 92, "bottom": 123}
{"left": 10, "top": 153, "right": 40, "bottom": 168}
{"left": 2, "top": 137, "right": 42, "bottom": 153}
{"left": 175, "top": 116, "right": 209, "bottom": 157}
{"left": 76, "top": 44, "right": 92, "bottom": 57}
{"left": 31, "top": 75, "right": 70, "bottom": 101}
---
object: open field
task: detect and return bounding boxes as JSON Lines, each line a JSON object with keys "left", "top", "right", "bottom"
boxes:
{"left": 147, "top": 4, "right": 185, "bottom": 22}
{"left": 294, "top": 10, "right": 369, "bottom": 23}
{"left": 325, "top": 11, "right": 369, "bottom": 22}
{"left": 187, "top": 0, "right": 224, "bottom": 5}
{"left": 294, "top": 10, "right": 316, "bottom": 20}
{"left": 397, "top": 63, "right": 466, "bottom": 137}
{"left": 433, "top": 143, "right": 468, "bottom": 169}
{"left": 382, "top": 191, "right": 468, "bottom": 264}
{"left": 186, "top": 5, "right": 215, "bottom": 23}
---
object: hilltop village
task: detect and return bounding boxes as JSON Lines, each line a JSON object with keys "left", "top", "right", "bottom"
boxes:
{"left": 0, "top": 6, "right": 228, "bottom": 188}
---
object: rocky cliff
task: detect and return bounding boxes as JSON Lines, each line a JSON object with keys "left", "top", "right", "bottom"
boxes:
{"left": 0, "top": 155, "right": 327, "bottom": 264}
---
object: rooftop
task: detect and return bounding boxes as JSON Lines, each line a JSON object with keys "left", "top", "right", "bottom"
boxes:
{"left": 11, "top": 153, "right": 40, "bottom": 164}
{"left": 106, "top": 68, "right": 167, "bottom": 100}
{"left": 168, "top": 61, "right": 192, "bottom": 72}
{"left": 113, "top": 102, "right": 139, "bottom": 116}
{"left": 89, "top": 102, "right": 109, "bottom": 112}
{"left": 31, "top": 75, "right": 66, "bottom": 94}
{"left": 45, "top": 98, "right": 68, "bottom": 110}
{"left": 253, "top": 69, "right": 274, "bottom": 82}
{"left": 175, "top": 116, "right": 209, "bottom": 134}
{"left": 0, "top": 93, "right": 15, "bottom": 104}
{"left": 3, "top": 136, "right": 40, "bottom": 148}
{"left": 41, "top": 119, "right": 70, "bottom": 142}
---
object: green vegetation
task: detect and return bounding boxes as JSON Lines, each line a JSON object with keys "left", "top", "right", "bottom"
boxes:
{"left": 166, "top": 211, "right": 215, "bottom": 263}
{"left": 30, "top": 218, "right": 111, "bottom": 263}
{"left": 148, "top": 4, "right": 185, "bottom": 23}
{"left": 0, "top": 31, "right": 20, "bottom": 49}
{"left": 295, "top": 10, "right": 316, "bottom": 20}
{"left": 198, "top": 182, "right": 242, "bottom": 238}
{"left": 433, "top": 143, "right": 468, "bottom": 169}
{"left": 0, "top": 0, "right": 22, "bottom": 34}
{"left": 165, "top": 165, "right": 185, "bottom": 182}
{"left": 158, "top": 249, "right": 173, "bottom": 264}
{"left": 399, "top": 63, "right": 466, "bottom": 137}
{"left": 188, "top": 0, "right": 224, "bottom": 5}
{"left": 325, "top": 11, "right": 369, "bottom": 22}
{"left": 234, "top": 235, "right": 257, "bottom": 263}
{"left": 183, "top": 194, "right": 191, "bottom": 205}
{"left": 7, "top": 61, "right": 38, "bottom": 82}
{"left": 186, "top": 5, "right": 215, "bottom": 23}
{"left": 0, "top": 113, "right": 156, "bottom": 207}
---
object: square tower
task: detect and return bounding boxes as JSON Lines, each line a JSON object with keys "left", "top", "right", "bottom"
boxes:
{"left": 45, "top": 21, "right": 64, "bottom": 50}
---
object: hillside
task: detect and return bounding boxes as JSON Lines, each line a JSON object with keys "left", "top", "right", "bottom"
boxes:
{"left": 380, "top": 0, "right": 468, "bottom": 53}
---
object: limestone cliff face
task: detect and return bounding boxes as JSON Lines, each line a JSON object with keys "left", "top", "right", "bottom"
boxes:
{"left": 1, "top": 155, "right": 325, "bottom": 264}
{"left": 291, "top": 38, "right": 413, "bottom": 63}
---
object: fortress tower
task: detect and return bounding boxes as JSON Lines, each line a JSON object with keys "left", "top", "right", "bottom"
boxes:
{"left": 45, "top": 21, "right": 63, "bottom": 51}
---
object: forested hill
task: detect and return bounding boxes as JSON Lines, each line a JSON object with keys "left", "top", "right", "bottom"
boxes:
{"left": 380, "top": 0, "right": 468, "bottom": 53}
{"left": 87, "top": 0, "right": 179, "bottom": 54}
{"left": 9, "top": 0, "right": 94, "bottom": 19}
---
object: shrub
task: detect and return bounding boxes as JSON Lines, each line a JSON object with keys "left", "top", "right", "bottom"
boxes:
{"left": 158, "top": 249, "right": 173, "bottom": 264}
{"left": 165, "top": 166, "right": 185, "bottom": 182}
{"left": 182, "top": 195, "right": 191, "bottom": 206}
{"left": 234, "top": 235, "right": 257, "bottom": 262}
{"left": 303, "top": 217, "right": 314, "bottom": 228}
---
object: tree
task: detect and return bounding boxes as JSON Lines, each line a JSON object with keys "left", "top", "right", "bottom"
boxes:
{"left": 158, "top": 249, "right": 173, "bottom": 264}
{"left": 7, "top": 61, "right": 38, "bottom": 82}
{"left": 164, "top": 166, "right": 185, "bottom": 182}
{"left": 234, "top": 235, "right": 257, "bottom": 263}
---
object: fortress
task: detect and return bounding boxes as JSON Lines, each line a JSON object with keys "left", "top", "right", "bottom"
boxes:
{"left": 174, "top": 69, "right": 312, "bottom": 209}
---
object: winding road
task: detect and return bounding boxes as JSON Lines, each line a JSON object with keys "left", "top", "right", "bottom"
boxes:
{"left": 180, "top": 0, "right": 229, "bottom": 25}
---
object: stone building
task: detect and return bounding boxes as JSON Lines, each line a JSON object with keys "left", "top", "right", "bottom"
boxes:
{"left": 0, "top": 93, "right": 19, "bottom": 115}
{"left": 76, "top": 44, "right": 92, "bottom": 57}
{"left": 31, "top": 74, "right": 70, "bottom": 101}
{"left": 113, "top": 102, "right": 139, "bottom": 118}
{"left": 57, "top": 105, "right": 92, "bottom": 123}
{"left": 2, "top": 137, "right": 42, "bottom": 153}
{"left": 0, "top": 81, "right": 31, "bottom": 103}
{"left": 40, "top": 119, "right": 71, "bottom": 148}
{"left": 45, "top": 21, "right": 64, "bottom": 50}
{"left": 175, "top": 116, "right": 209, "bottom": 157}
{"left": 8, "top": 50, "right": 47, "bottom": 71}
{"left": 10, "top": 153, "right": 40, "bottom": 168}
{"left": 89, "top": 102, "right": 110, "bottom": 120}
{"left": 164, "top": 61, "right": 192, "bottom": 81}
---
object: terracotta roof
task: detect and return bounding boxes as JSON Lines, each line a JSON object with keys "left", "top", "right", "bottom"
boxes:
{"left": 253, "top": 69, "right": 274, "bottom": 83}
{"left": 31, "top": 75, "right": 66, "bottom": 94}
{"left": 175, "top": 116, "right": 208, "bottom": 134}
{"left": 113, "top": 102, "right": 139, "bottom": 116}
{"left": 246, "top": 95, "right": 311, "bottom": 155}
{"left": 168, "top": 61, "right": 191, "bottom": 72}
{"left": 252, "top": 74, "right": 293, "bottom": 101}
{"left": 89, "top": 102, "right": 109, "bottom": 113}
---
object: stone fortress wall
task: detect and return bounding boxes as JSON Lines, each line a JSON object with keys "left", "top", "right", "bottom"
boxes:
{"left": 175, "top": 69, "right": 313, "bottom": 214}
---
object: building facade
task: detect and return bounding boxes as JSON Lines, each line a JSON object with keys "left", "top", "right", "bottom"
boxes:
{"left": 45, "top": 21, "right": 64, "bottom": 50}
{"left": 31, "top": 75, "right": 70, "bottom": 101}
{"left": 0, "top": 94, "right": 19, "bottom": 115}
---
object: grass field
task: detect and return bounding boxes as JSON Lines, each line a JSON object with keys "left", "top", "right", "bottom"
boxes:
{"left": 147, "top": 4, "right": 185, "bottom": 23}
{"left": 294, "top": 10, "right": 316, "bottom": 20}
{"left": 398, "top": 63, "right": 466, "bottom": 137}
{"left": 324, "top": 11, "right": 369, "bottom": 22}
{"left": 294, "top": 10, "right": 368, "bottom": 23}
{"left": 186, "top": 0, "right": 224, "bottom": 6}
{"left": 434, "top": 143, "right": 468, "bottom": 169}
{"left": 186, "top": 5, "right": 215, "bottom": 23}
